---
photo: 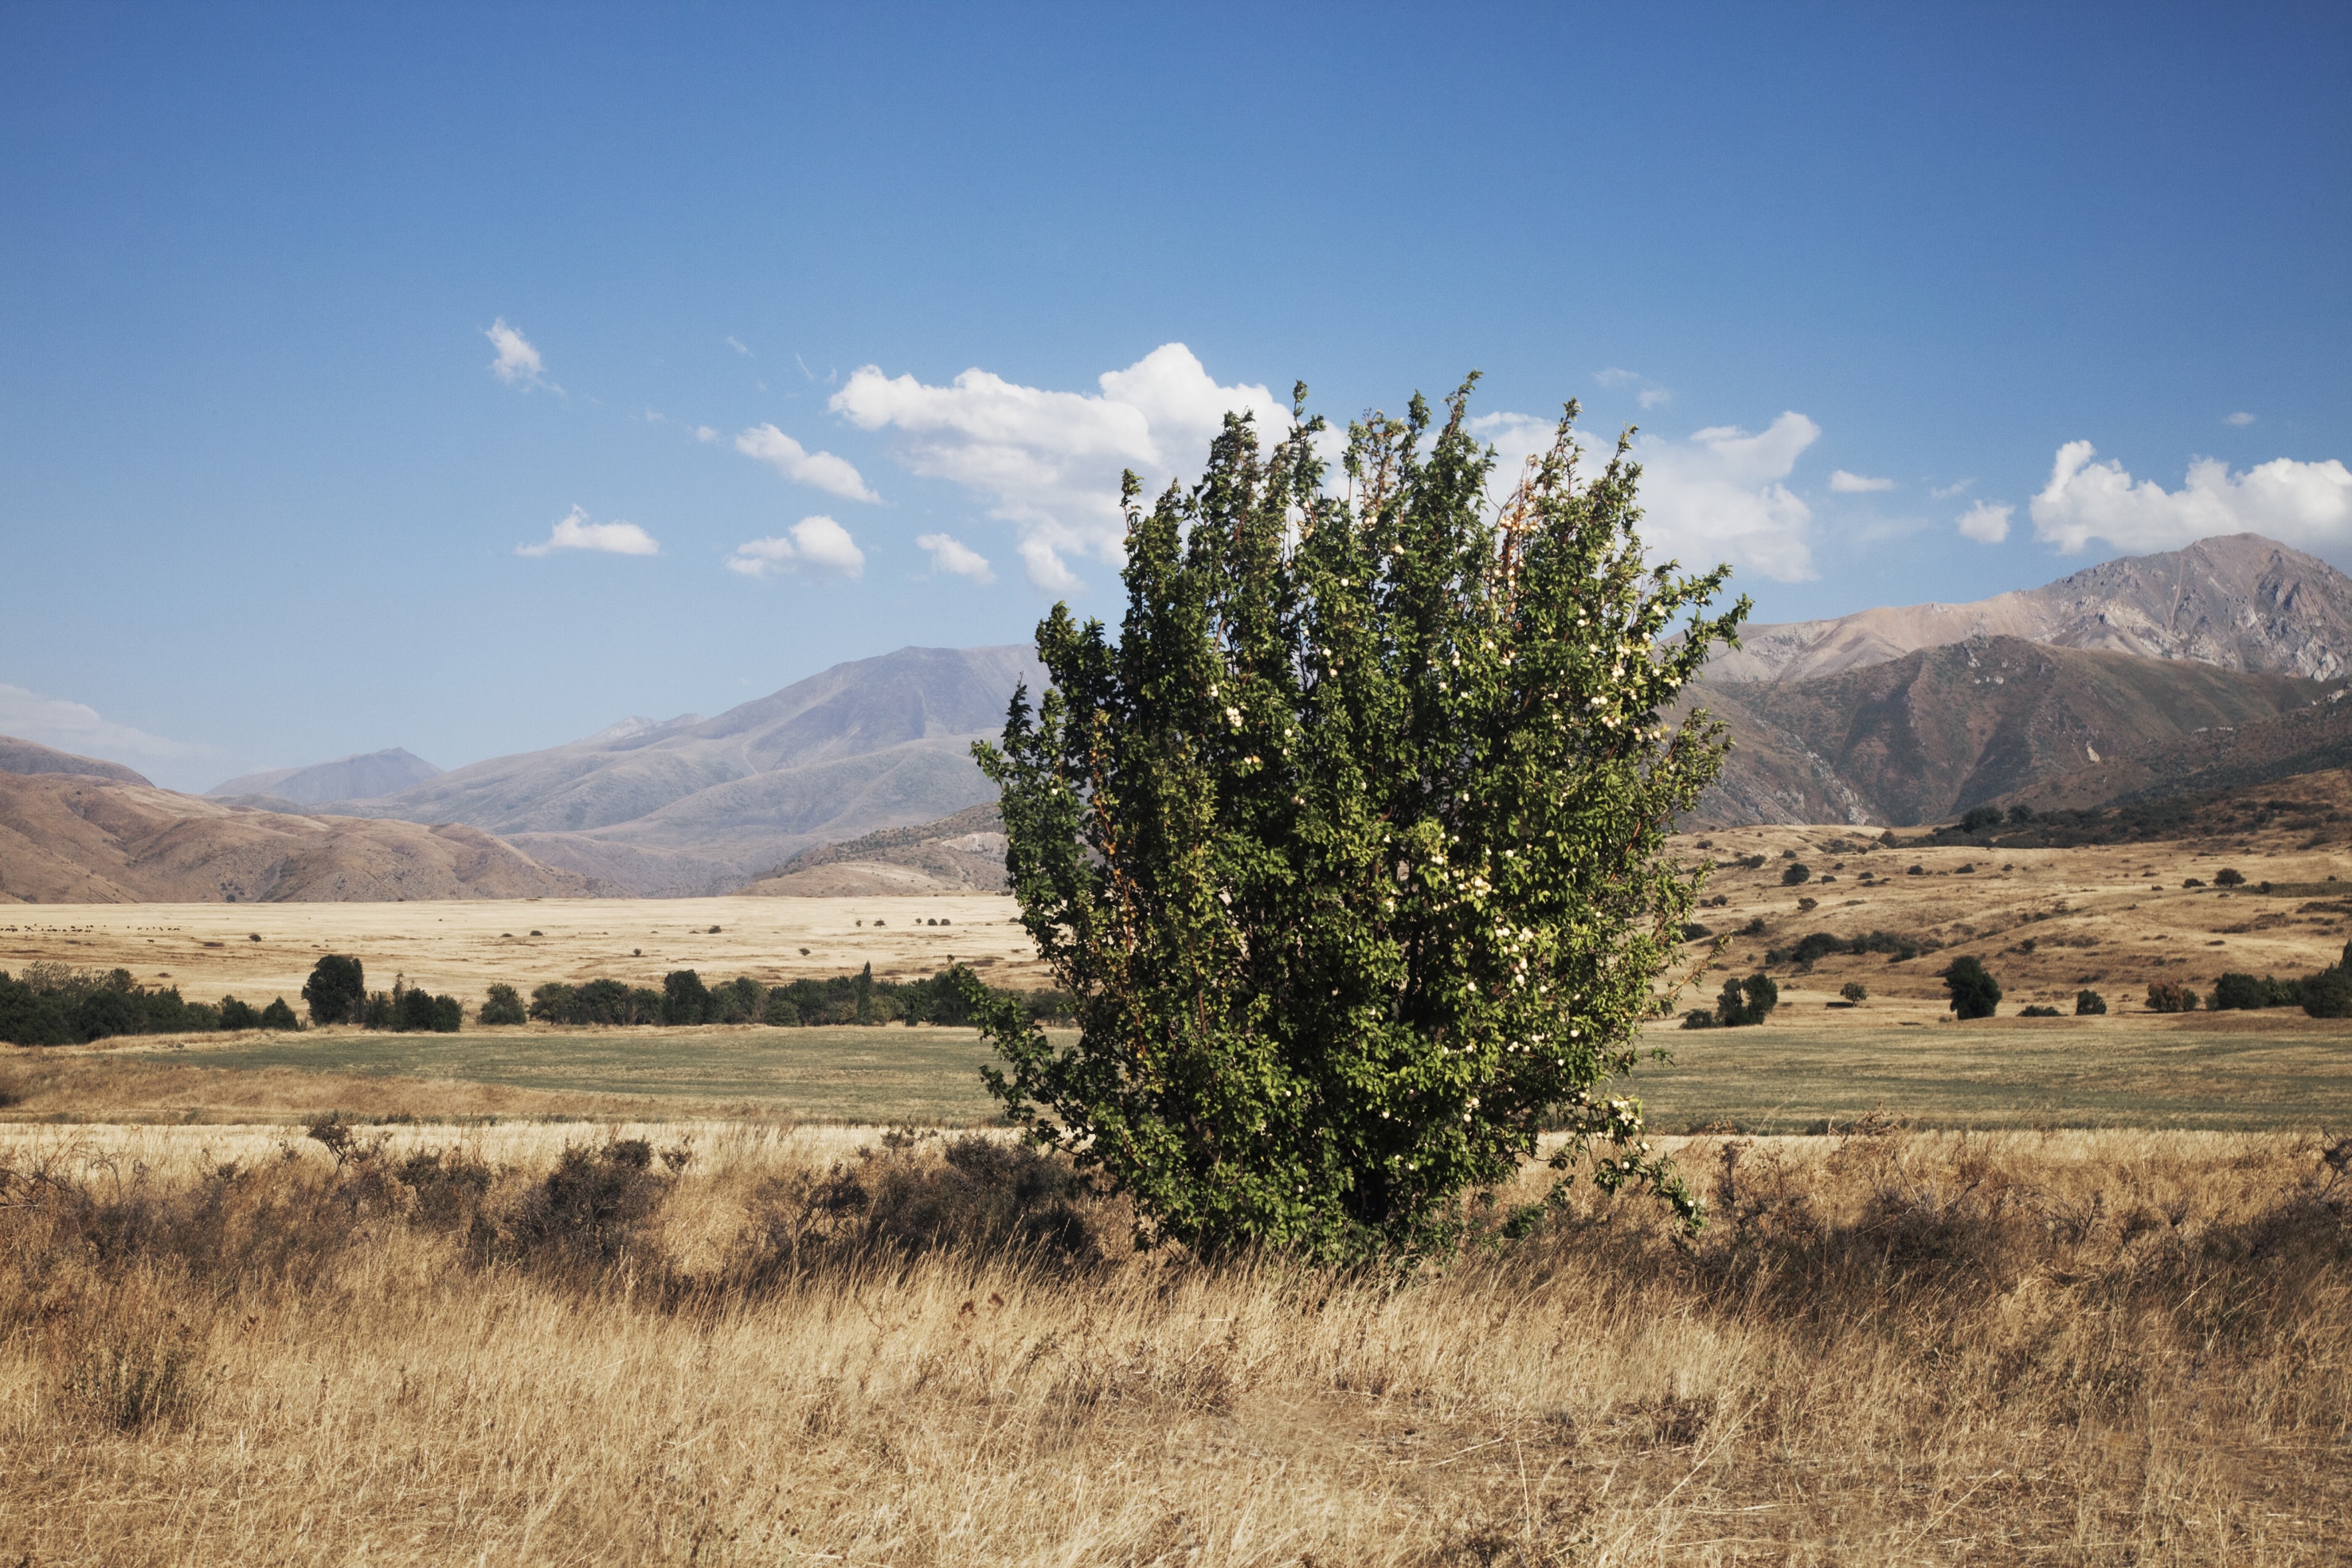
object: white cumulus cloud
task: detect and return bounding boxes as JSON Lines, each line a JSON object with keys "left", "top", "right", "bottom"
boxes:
{"left": 2224, "top": 411, "right": 2256, "bottom": 427}
{"left": 734, "top": 424, "right": 879, "bottom": 503}
{"left": 2029, "top": 442, "right": 2352, "bottom": 554}
{"left": 830, "top": 342, "right": 1289, "bottom": 590}
{"left": 1473, "top": 409, "right": 1823, "bottom": 581}
{"left": 1830, "top": 469, "right": 1894, "bottom": 493}
{"left": 915, "top": 533, "right": 995, "bottom": 584}
{"left": 516, "top": 505, "right": 659, "bottom": 557}
{"left": 1957, "top": 500, "right": 2013, "bottom": 543}
{"left": 728, "top": 515, "right": 866, "bottom": 579}
{"left": 0, "top": 683, "right": 204, "bottom": 774}
{"left": 484, "top": 317, "right": 556, "bottom": 392}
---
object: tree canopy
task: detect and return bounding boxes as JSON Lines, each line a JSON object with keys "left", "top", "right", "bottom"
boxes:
{"left": 961, "top": 380, "right": 1746, "bottom": 1261}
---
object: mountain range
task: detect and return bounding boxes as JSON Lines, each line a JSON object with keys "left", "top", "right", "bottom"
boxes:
{"left": 208, "top": 748, "right": 443, "bottom": 806}
{"left": 8, "top": 534, "right": 2352, "bottom": 903}
{"left": 0, "top": 737, "right": 597, "bottom": 903}
{"left": 1708, "top": 534, "right": 2352, "bottom": 684}
{"left": 221, "top": 645, "right": 1044, "bottom": 896}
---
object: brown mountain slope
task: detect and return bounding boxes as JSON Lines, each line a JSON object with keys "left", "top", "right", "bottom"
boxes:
{"left": 1692, "top": 635, "right": 2330, "bottom": 827}
{"left": 1710, "top": 534, "right": 2352, "bottom": 684}
{"left": 0, "top": 733, "right": 152, "bottom": 786}
{"left": 0, "top": 773, "right": 605, "bottom": 903}
{"left": 1997, "top": 691, "right": 2352, "bottom": 815}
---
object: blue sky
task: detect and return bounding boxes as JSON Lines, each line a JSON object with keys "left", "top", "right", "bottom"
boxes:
{"left": 3, "top": 2, "right": 2346, "bottom": 791}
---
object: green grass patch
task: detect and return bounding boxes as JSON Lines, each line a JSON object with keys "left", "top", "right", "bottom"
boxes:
{"left": 1629, "top": 1017, "right": 2352, "bottom": 1133}
{"left": 127, "top": 1016, "right": 2352, "bottom": 1132}
{"left": 177, "top": 1025, "right": 1016, "bottom": 1126}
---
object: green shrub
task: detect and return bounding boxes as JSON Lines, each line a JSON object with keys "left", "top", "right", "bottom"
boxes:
{"left": 1715, "top": 973, "right": 1779, "bottom": 1026}
{"left": 2214, "top": 867, "right": 2246, "bottom": 886}
{"left": 1839, "top": 982, "right": 1868, "bottom": 1003}
{"left": 662, "top": 970, "right": 713, "bottom": 1026}
{"left": 257, "top": 998, "right": 299, "bottom": 1030}
{"left": 302, "top": 955, "right": 366, "bottom": 1025}
{"left": 2075, "top": 989, "right": 2107, "bottom": 1015}
{"left": 2018, "top": 1004, "right": 2061, "bottom": 1018}
{"left": 218, "top": 995, "right": 262, "bottom": 1030}
{"left": 1781, "top": 862, "right": 1811, "bottom": 886}
{"left": 2300, "top": 968, "right": 2352, "bottom": 1019}
{"left": 1942, "top": 956, "right": 2001, "bottom": 1019}
{"left": 478, "top": 983, "right": 527, "bottom": 1026}
{"left": 2145, "top": 980, "right": 2200, "bottom": 1014}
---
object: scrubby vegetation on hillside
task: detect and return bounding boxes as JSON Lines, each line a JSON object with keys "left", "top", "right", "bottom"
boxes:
{"left": 1906, "top": 789, "right": 2350, "bottom": 852}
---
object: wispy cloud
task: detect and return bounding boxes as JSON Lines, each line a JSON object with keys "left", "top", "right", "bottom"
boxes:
{"left": 727, "top": 516, "right": 866, "bottom": 579}
{"left": 832, "top": 342, "right": 1288, "bottom": 590}
{"left": 515, "top": 505, "right": 659, "bottom": 557}
{"left": 1473, "top": 409, "right": 1823, "bottom": 581}
{"left": 2030, "top": 442, "right": 2352, "bottom": 553}
{"left": 0, "top": 682, "right": 205, "bottom": 773}
{"left": 1594, "top": 366, "right": 1670, "bottom": 409}
{"left": 484, "top": 317, "right": 558, "bottom": 392}
{"left": 1957, "top": 500, "right": 2013, "bottom": 543}
{"left": 2224, "top": 411, "right": 2256, "bottom": 427}
{"left": 726, "top": 336, "right": 753, "bottom": 358}
{"left": 1829, "top": 470, "right": 1894, "bottom": 493}
{"left": 1930, "top": 479, "right": 1975, "bottom": 499}
{"left": 734, "top": 424, "right": 880, "bottom": 503}
{"left": 916, "top": 532, "right": 995, "bottom": 584}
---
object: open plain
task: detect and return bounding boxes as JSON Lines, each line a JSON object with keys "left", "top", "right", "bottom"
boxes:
{"left": 7, "top": 823, "right": 2351, "bottom": 1563}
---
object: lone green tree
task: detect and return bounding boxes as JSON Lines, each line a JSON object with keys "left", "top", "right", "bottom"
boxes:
{"left": 961, "top": 381, "right": 1747, "bottom": 1260}
{"left": 301, "top": 955, "right": 366, "bottom": 1025}
{"left": 1943, "top": 956, "right": 2002, "bottom": 1019}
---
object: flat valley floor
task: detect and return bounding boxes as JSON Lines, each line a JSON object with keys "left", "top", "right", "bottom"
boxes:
{"left": 6, "top": 841, "right": 2350, "bottom": 1564}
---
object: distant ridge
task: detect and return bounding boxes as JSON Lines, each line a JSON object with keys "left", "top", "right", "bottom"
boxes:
{"left": 301, "top": 645, "right": 1043, "bottom": 895}
{"left": 208, "top": 747, "right": 442, "bottom": 804}
{"left": 742, "top": 803, "right": 1008, "bottom": 897}
{"left": 1692, "top": 635, "right": 2333, "bottom": 827}
{"left": 0, "top": 734, "right": 151, "bottom": 787}
{"left": 1711, "top": 534, "right": 2352, "bottom": 685}
{"left": 0, "top": 772, "right": 605, "bottom": 903}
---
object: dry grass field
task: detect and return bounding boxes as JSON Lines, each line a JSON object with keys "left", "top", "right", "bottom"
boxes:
{"left": 0, "top": 893, "right": 1048, "bottom": 1008}
{"left": 7, "top": 825, "right": 2352, "bottom": 1562}
{"left": 2, "top": 1120, "right": 2346, "bottom": 1564}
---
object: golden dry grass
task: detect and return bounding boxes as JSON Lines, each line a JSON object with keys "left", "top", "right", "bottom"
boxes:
{"left": 1676, "top": 817, "right": 2352, "bottom": 1013}
{"left": 0, "top": 893, "right": 1047, "bottom": 1008}
{"left": 5, "top": 1121, "right": 2346, "bottom": 1564}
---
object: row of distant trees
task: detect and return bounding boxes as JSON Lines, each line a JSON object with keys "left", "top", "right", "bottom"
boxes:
{"left": 0, "top": 964, "right": 299, "bottom": 1046}
{"left": 520, "top": 963, "right": 1074, "bottom": 1030}
{"left": 299, "top": 956, "right": 461, "bottom": 1033}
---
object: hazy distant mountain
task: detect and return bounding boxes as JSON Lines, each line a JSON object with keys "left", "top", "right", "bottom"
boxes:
{"left": 0, "top": 734, "right": 152, "bottom": 787}
{"left": 208, "top": 747, "right": 442, "bottom": 805}
{"left": 1710, "top": 535, "right": 2352, "bottom": 685}
{"left": 1692, "top": 635, "right": 2334, "bottom": 827}
{"left": 316, "top": 646, "right": 1045, "bottom": 895}
{"left": 0, "top": 772, "right": 603, "bottom": 904}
